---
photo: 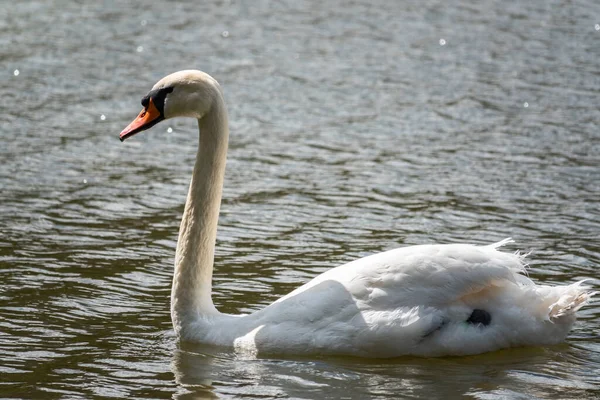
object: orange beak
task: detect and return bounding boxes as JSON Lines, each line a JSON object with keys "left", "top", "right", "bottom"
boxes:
{"left": 119, "top": 98, "right": 163, "bottom": 141}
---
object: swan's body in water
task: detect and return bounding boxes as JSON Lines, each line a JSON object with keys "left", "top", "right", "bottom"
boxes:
{"left": 119, "top": 70, "right": 593, "bottom": 357}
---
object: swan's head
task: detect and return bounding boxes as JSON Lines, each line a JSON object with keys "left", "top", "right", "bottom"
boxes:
{"left": 119, "top": 70, "right": 222, "bottom": 141}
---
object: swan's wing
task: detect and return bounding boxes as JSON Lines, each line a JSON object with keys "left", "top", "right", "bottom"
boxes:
{"left": 297, "top": 239, "right": 527, "bottom": 308}
{"left": 260, "top": 240, "right": 526, "bottom": 354}
{"left": 250, "top": 240, "right": 590, "bottom": 356}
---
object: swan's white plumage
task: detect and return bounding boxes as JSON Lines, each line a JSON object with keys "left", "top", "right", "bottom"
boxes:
{"left": 183, "top": 239, "right": 591, "bottom": 357}
{"left": 120, "top": 70, "right": 593, "bottom": 358}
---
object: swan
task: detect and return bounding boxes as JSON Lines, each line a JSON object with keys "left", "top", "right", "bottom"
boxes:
{"left": 119, "top": 70, "right": 594, "bottom": 357}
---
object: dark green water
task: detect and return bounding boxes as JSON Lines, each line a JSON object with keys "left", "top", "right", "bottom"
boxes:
{"left": 1, "top": 0, "right": 599, "bottom": 398}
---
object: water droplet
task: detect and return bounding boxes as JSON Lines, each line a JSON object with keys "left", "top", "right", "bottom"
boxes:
{"left": 141, "top": 19, "right": 147, "bottom": 26}
{"left": 100, "top": 114, "right": 106, "bottom": 120}
{"left": 167, "top": 127, "right": 173, "bottom": 133}
{"left": 439, "top": 38, "right": 446, "bottom": 46}
{"left": 13, "top": 69, "right": 20, "bottom": 76}
{"left": 221, "top": 30, "right": 229, "bottom": 38}
{"left": 523, "top": 102, "right": 529, "bottom": 108}
{"left": 595, "top": 24, "right": 600, "bottom": 31}
{"left": 83, "top": 179, "right": 87, "bottom": 184}
{"left": 137, "top": 46, "right": 144, "bottom": 53}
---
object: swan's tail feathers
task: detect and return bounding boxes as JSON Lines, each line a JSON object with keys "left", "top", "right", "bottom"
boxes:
{"left": 548, "top": 280, "right": 596, "bottom": 321}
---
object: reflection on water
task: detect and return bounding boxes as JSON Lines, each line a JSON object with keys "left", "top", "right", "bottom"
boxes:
{"left": 1, "top": 0, "right": 599, "bottom": 398}
{"left": 171, "top": 343, "right": 599, "bottom": 399}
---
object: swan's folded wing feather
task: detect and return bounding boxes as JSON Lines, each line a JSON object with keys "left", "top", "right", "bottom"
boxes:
{"left": 324, "top": 241, "right": 527, "bottom": 308}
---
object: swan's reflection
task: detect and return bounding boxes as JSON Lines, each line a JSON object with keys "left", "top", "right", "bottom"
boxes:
{"left": 171, "top": 341, "right": 580, "bottom": 399}
{"left": 171, "top": 343, "right": 221, "bottom": 399}
{"left": 172, "top": 341, "right": 283, "bottom": 399}
{"left": 171, "top": 341, "right": 348, "bottom": 398}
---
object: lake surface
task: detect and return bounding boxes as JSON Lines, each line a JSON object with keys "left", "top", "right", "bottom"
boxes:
{"left": 2, "top": 0, "right": 599, "bottom": 398}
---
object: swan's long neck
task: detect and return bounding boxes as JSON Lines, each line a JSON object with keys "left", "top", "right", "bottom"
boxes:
{"left": 171, "top": 94, "right": 229, "bottom": 332}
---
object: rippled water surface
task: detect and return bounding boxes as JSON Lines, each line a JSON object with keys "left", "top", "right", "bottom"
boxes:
{"left": 2, "top": 0, "right": 600, "bottom": 398}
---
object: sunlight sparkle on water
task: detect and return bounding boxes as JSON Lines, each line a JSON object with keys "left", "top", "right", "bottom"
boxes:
{"left": 100, "top": 114, "right": 106, "bottom": 120}
{"left": 439, "top": 38, "right": 446, "bottom": 46}
{"left": 13, "top": 69, "right": 19, "bottom": 76}
{"left": 222, "top": 30, "right": 229, "bottom": 38}
{"left": 523, "top": 102, "right": 529, "bottom": 108}
{"left": 595, "top": 24, "right": 600, "bottom": 31}
{"left": 167, "top": 127, "right": 173, "bottom": 133}
{"left": 137, "top": 46, "right": 144, "bottom": 53}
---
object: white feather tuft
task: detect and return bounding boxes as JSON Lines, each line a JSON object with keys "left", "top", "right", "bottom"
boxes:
{"left": 548, "top": 280, "right": 595, "bottom": 320}
{"left": 489, "top": 238, "right": 515, "bottom": 249}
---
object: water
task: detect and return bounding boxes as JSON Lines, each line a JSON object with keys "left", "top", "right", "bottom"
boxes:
{"left": 1, "top": 0, "right": 599, "bottom": 398}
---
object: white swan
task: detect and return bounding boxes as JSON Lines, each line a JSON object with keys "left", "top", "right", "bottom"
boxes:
{"left": 119, "top": 70, "right": 594, "bottom": 357}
